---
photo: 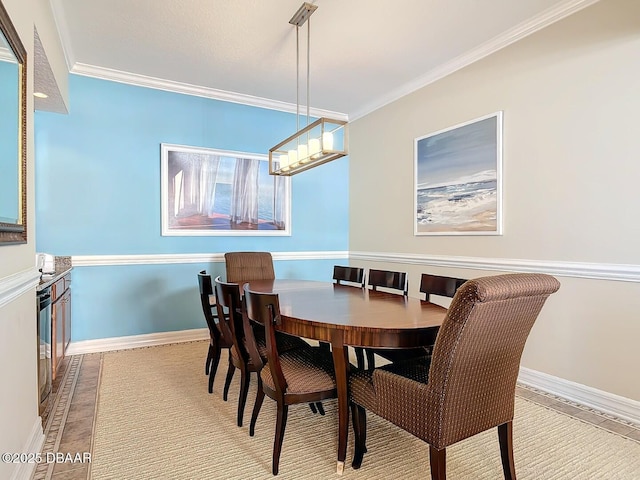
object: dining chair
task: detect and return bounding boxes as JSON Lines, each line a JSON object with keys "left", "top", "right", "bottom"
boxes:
{"left": 349, "top": 273, "right": 561, "bottom": 480}
{"left": 225, "top": 251, "right": 276, "bottom": 282}
{"left": 333, "top": 265, "right": 365, "bottom": 288}
{"left": 215, "top": 277, "right": 265, "bottom": 427}
{"left": 420, "top": 273, "right": 467, "bottom": 302}
{"left": 356, "top": 268, "right": 409, "bottom": 369}
{"left": 214, "top": 277, "right": 312, "bottom": 427}
{"left": 328, "top": 265, "right": 366, "bottom": 356}
{"left": 197, "top": 270, "right": 234, "bottom": 396}
{"left": 244, "top": 284, "right": 338, "bottom": 475}
{"left": 368, "top": 268, "right": 408, "bottom": 296}
{"left": 374, "top": 273, "right": 469, "bottom": 365}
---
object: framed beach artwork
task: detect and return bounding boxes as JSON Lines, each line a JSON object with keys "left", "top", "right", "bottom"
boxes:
{"left": 161, "top": 144, "right": 291, "bottom": 236}
{"left": 414, "top": 112, "right": 503, "bottom": 236}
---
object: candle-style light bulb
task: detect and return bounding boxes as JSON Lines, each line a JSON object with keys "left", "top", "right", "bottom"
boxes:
{"left": 279, "top": 154, "right": 289, "bottom": 172}
{"left": 298, "top": 143, "right": 309, "bottom": 164}
{"left": 288, "top": 149, "right": 298, "bottom": 169}
{"left": 309, "top": 138, "right": 320, "bottom": 158}
{"left": 322, "top": 131, "right": 334, "bottom": 151}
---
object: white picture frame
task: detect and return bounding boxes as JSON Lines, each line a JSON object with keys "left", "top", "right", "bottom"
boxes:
{"left": 414, "top": 112, "right": 503, "bottom": 236}
{"left": 161, "top": 143, "right": 291, "bottom": 236}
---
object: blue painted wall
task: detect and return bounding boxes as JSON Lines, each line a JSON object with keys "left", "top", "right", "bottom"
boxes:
{"left": 35, "top": 75, "right": 349, "bottom": 341}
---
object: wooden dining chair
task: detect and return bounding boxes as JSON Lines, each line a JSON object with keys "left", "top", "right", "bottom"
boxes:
{"left": 374, "top": 273, "right": 470, "bottom": 365}
{"left": 214, "top": 277, "right": 312, "bottom": 427}
{"left": 368, "top": 268, "right": 408, "bottom": 296}
{"left": 215, "top": 277, "right": 265, "bottom": 427}
{"left": 420, "top": 273, "right": 467, "bottom": 302}
{"left": 197, "top": 270, "right": 234, "bottom": 396}
{"left": 349, "top": 273, "right": 561, "bottom": 479}
{"left": 225, "top": 251, "right": 275, "bottom": 282}
{"left": 328, "top": 265, "right": 366, "bottom": 355}
{"left": 356, "top": 268, "right": 409, "bottom": 369}
{"left": 244, "top": 284, "right": 338, "bottom": 475}
{"left": 333, "top": 265, "right": 365, "bottom": 288}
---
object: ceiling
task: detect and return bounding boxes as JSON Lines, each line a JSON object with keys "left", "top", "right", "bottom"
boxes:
{"left": 38, "top": 0, "right": 599, "bottom": 119}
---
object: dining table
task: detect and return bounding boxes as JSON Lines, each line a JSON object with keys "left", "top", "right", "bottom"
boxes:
{"left": 241, "top": 279, "right": 448, "bottom": 475}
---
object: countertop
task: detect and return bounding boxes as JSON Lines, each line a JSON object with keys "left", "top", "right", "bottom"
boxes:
{"left": 37, "top": 268, "right": 72, "bottom": 292}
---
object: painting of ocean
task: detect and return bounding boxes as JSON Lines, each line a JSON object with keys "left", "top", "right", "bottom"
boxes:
{"left": 414, "top": 113, "right": 502, "bottom": 235}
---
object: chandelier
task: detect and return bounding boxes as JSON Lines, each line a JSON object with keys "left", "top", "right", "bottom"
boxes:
{"left": 269, "top": 2, "right": 348, "bottom": 176}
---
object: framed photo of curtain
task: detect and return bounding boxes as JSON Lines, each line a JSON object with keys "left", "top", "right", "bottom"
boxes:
{"left": 414, "top": 112, "right": 503, "bottom": 236}
{"left": 161, "top": 144, "right": 291, "bottom": 236}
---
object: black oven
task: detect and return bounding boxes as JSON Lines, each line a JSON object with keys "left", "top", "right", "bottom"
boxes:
{"left": 37, "top": 286, "right": 52, "bottom": 412}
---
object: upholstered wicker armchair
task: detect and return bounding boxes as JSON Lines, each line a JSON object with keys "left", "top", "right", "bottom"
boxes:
{"left": 225, "top": 251, "right": 276, "bottom": 282}
{"left": 349, "top": 273, "right": 561, "bottom": 480}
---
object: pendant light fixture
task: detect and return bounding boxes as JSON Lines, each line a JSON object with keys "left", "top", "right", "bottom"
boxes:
{"left": 269, "top": 2, "right": 348, "bottom": 176}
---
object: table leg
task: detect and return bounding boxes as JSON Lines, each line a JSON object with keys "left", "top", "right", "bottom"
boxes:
{"left": 331, "top": 330, "right": 349, "bottom": 475}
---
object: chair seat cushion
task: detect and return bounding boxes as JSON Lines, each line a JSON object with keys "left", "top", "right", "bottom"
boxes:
{"left": 260, "top": 348, "right": 336, "bottom": 395}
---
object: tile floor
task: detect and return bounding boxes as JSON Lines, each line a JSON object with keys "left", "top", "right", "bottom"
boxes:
{"left": 33, "top": 353, "right": 101, "bottom": 480}
{"left": 31, "top": 349, "right": 640, "bottom": 480}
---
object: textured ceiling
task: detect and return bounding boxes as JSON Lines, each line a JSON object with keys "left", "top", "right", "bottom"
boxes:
{"left": 42, "top": 0, "right": 599, "bottom": 119}
{"left": 34, "top": 28, "right": 67, "bottom": 114}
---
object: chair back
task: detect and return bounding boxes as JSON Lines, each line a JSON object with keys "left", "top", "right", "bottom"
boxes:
{"left": 243, "top": 285, "right": 287, "bottom": 397}
{"left": 225, "top": 251, "right": 275, "bottom": 283}
{"left": 333, "top": 265, "right": 365, "bottom": 288}
{"left": 214, "top": 277, "right": 262, "bottom": 368}
{"left": 419, "top": 273, "right": 467, "bottom": 302}
{"left": 368, "top": 269, "right": 408, "bottom": 296}
{"left": 425, "top": 273, "right": 560, "bottom": 448}
{"left": 198, "top": 270, "right": 232, "bottom": 345}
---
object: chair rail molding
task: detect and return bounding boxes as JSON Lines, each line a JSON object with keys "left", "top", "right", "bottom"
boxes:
{"left": 0, "top": 268, "right": 41, "bottom": 309}
{"left": 71, "top": 251, "right": 349, "bottom": 267}
{"left": 349, "top": 251, "right": 640, "bottom": 283}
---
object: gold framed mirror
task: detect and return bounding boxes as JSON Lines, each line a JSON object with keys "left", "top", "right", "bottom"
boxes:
{"left": 0, "top": 0, "right": 27, "bottom": 244}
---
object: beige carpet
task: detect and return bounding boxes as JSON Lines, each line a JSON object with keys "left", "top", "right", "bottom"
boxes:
{"left": 91, "top": 342, "right": 640, "bottom": 479}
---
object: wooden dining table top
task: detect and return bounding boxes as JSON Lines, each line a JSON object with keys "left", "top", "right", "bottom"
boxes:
{"left": 242, "top": 278, "right": 448, "bottom": 348}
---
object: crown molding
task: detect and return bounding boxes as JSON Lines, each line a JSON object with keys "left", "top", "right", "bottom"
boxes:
{"left": 69, "top": 63, "right": 349, "bottom": 121}
{"left": 350, "top": 0, "right": 602, "bottom": 121}
{"left": 349, "top": 251, "right": 640, "bottom": 283}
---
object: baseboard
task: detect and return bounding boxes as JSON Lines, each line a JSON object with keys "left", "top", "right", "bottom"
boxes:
{"left": 9, "top": 418, "right": 45, "bottom": 480}
{"left": 518, "top": 366, "right": 640, "bottom": 426}
{"left": 65, "top": 328, "right": 209, "bottom": 355}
